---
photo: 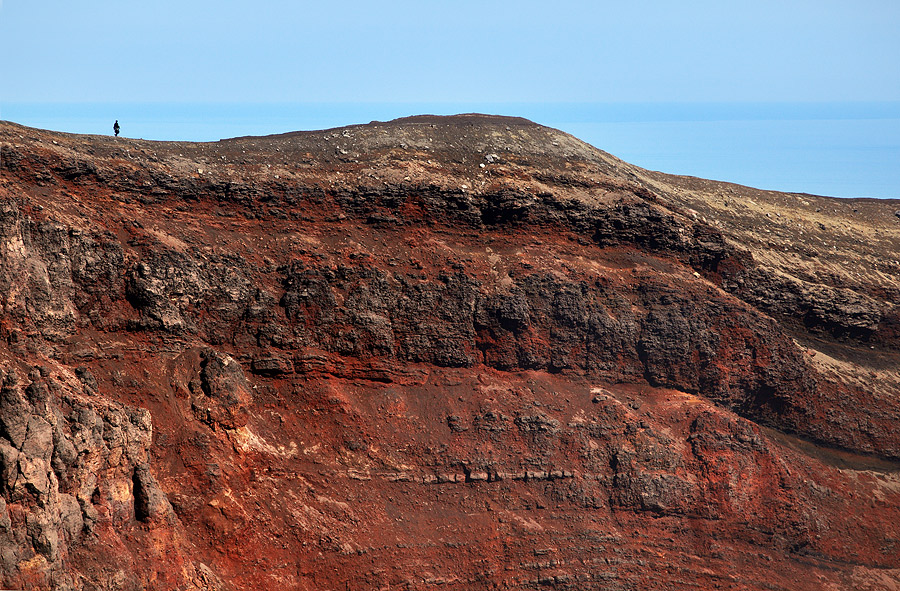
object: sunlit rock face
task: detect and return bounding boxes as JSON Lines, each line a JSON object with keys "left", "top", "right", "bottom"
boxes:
{"left": 0, "top": 115, "right": 899, "bottom": 590}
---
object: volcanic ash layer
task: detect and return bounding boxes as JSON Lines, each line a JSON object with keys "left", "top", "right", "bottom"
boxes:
{"left": 1, "top": 114, "right": 899, "bottom": 590}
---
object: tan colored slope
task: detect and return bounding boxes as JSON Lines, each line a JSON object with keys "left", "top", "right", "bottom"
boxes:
{"left": 638, "top": 168, "right": 900, "bottom": 298}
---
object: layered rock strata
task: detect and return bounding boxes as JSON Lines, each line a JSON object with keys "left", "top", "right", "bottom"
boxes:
{"left": 0, "top": 116, "right": 898, "bottom": 589}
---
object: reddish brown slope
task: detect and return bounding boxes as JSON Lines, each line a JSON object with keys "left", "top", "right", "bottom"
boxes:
{"left": 0, "top": 116, "right": 899, "bottom": 590}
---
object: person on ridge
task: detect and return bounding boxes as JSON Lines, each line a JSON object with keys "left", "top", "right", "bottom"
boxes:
{"left": 113, "top": 120, "right": 120, "bottom": 137}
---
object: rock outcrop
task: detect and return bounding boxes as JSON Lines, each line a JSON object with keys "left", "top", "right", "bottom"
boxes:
{"left": 0, "top": 364, "right": 197, "bottom": 590}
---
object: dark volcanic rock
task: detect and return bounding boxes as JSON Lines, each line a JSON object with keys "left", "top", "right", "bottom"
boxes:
{"left": 191, "top": 348, "right": 253, "bottom": 430}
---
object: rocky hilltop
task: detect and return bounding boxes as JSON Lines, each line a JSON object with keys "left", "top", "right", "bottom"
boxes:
{"left": 0, "top": 114, "right": 899, "bottom": 590}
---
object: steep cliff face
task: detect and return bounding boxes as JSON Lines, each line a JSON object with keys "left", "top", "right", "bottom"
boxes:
{"left": 1, "top": 115, "right": 899, "bottom": 590}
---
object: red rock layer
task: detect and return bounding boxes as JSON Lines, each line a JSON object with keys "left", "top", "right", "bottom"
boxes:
{"left": 0, "top": 116, "right": 898, "bottom": 589}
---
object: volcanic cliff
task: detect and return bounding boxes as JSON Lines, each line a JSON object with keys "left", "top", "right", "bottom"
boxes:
{"left": 0, "top": 114, "right": 899, "bottom": 590}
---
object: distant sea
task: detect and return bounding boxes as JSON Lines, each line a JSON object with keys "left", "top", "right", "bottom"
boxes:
{"left": 3, "top": 102, "right": 899, "bottom": 200}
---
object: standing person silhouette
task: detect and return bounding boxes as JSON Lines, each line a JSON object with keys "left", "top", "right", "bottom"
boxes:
{"left": 113, "top": 120, "right": 120, "bottom": 137}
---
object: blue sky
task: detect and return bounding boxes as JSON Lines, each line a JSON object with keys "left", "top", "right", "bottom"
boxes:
{"left": 2, "top": 1, "right": 899, "bottom": 198}
{"left": 3, "top": 1, "right": 899, "bottom": 104}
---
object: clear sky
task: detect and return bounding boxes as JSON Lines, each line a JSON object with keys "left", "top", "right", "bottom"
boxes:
{"left": 2, "top": 2, "right": 899, "bottom": 198}
{"left": 2, "top": 0, "right": 899, "bottom": 104}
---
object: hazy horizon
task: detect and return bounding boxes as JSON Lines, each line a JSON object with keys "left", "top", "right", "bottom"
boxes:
{"left": 4, "top": 101, "right": 898, "bottom": 200}
{"left": 3, "top": 2, "right": 898, "bottom": 198}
